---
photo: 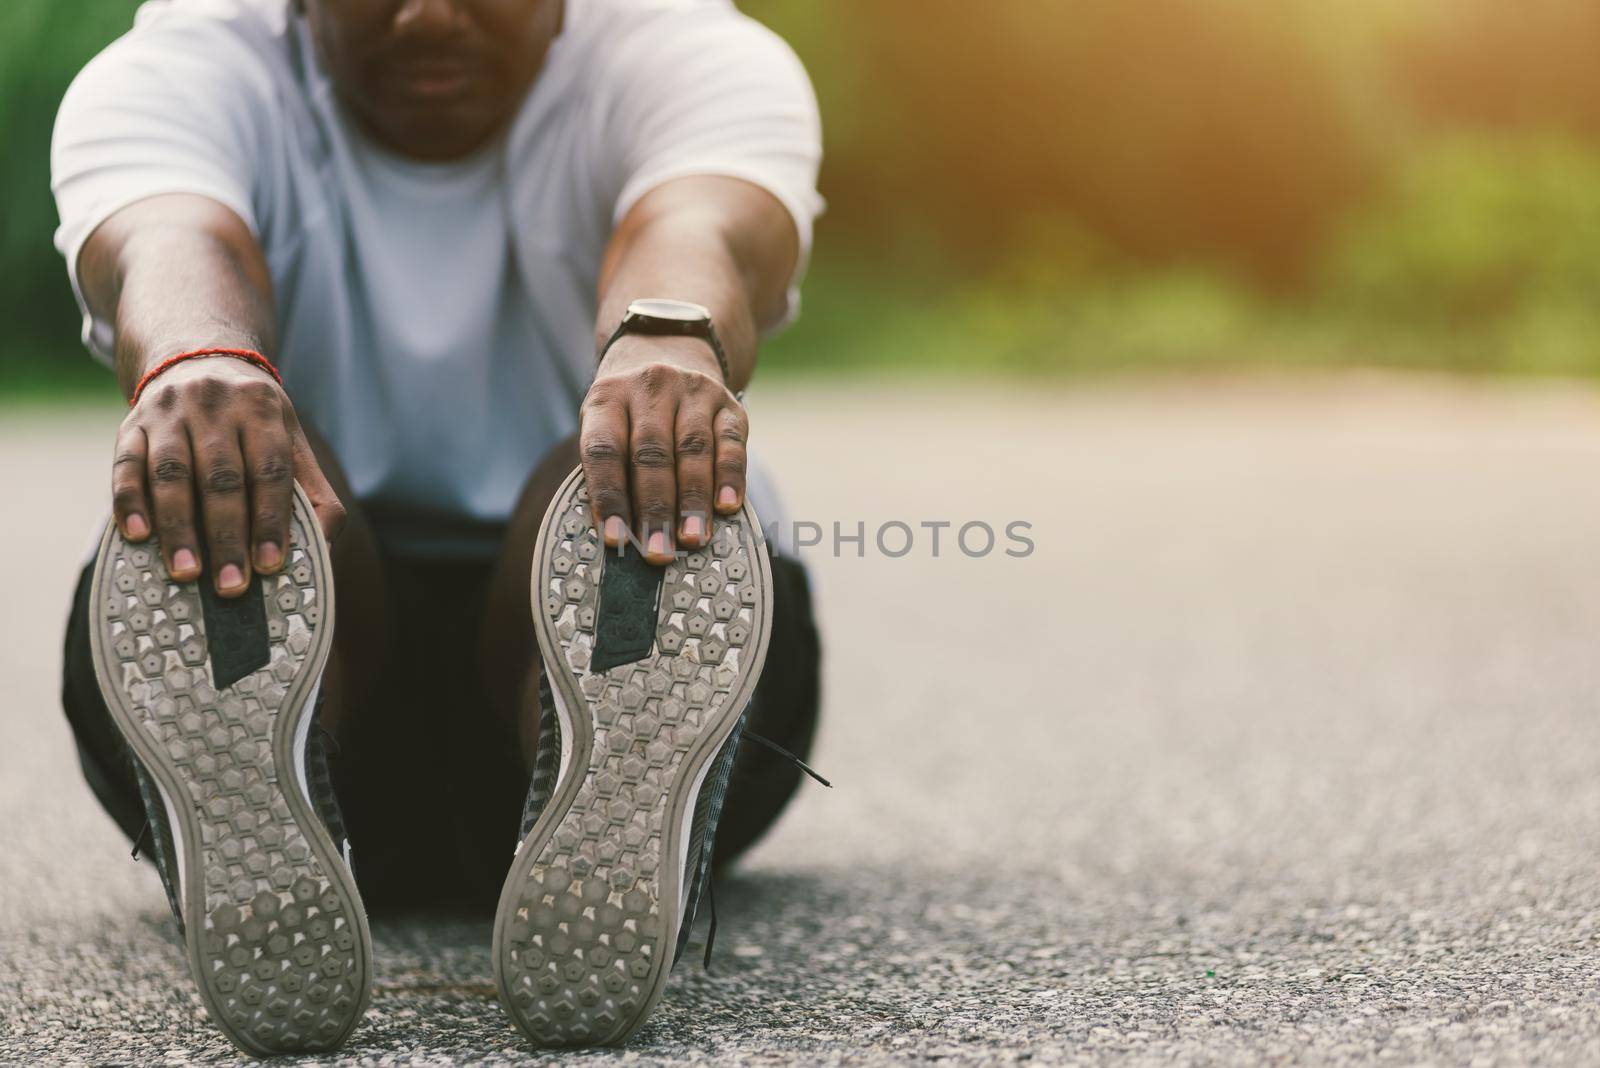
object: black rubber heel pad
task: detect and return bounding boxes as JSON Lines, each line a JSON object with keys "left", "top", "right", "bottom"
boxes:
{"left": 589, "top": 547, "right": 665, "bottom": 673}
{"left": 199, "top": 575, "right": 270, "bottom": 690}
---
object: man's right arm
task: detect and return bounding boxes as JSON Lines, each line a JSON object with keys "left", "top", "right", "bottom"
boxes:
{"left": 80, "top": 193, "right": 344, "bottom": 598}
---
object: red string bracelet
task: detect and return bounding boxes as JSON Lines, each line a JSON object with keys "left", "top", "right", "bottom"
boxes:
{"left": 129, "top": 348, "right": 282, "bottom": 408}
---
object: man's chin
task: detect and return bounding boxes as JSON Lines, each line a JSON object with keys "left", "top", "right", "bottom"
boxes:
{"left": 366, "top": 99, "right": 505, "bottom": 161}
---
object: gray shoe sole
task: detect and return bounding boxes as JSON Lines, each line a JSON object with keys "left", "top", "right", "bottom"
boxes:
{"left": 88, "top": 484, "right": 371, "bottom": 1056}
{"left": 493, "top": 470, "right": 773, "bottom": 1047}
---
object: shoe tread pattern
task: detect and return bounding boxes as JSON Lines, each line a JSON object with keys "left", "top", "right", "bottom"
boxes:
{"left": 90, "top": 488, "right": 370, "bottom": 1055}
{"left": 494, "top": 475, "right": 771, "bottom": 1047}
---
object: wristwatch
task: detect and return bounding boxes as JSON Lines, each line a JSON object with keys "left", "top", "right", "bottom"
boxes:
{"left": 601, "top": 298, "right": 736, "bottom": 394}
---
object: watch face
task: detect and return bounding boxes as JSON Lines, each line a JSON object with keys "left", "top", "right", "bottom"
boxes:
{"left": 628, "top": 298, "right": 711, "bottom": 323}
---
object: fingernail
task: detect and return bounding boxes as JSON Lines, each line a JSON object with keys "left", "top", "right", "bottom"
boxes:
{"left": 218, "top": 563, "right": 245, "bottom": 591}
{"left": 646, "top": 531, "right": 671, "bottom": 560}
{"left": 717, "top": 486, "right": 739, "bottom": 510}
{"left": 682, "top": 514, "right": 704, "bottom": 542}
{"left": 172, "top": 548, "right": 198, "bottom": 575}
{"left": 602, "top": 516, "right": 626, "bottom": 544}
{"left": 125, "top": 514, "right": 149, "bottom": 539}
{"left": 256, "top": 542, "right": 281, "bottom": 570}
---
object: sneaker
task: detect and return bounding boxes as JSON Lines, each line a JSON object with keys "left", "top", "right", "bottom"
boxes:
{"left": 89, "top": 484, "right": 371, "bottom": 1055}
{"left": 492, "top": 470, "right": 774, "bottom": 1047}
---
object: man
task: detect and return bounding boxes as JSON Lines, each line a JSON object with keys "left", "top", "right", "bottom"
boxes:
{"left": 52, "top": 0, "right": 823, "bottom": 1053}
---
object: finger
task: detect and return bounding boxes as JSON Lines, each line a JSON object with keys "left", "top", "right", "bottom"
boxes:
{"left": 629, "top": 402, "right": 678, "bottom": 564}
{"left": 579, "top": 390, "right": 632, "bottom": 548}
{"left": 242, "top": 413, "right": 294, "bottom": 573}
{"left": 713, "top": 404, "right": 749, "bottom": 514}
{"left": 111, "top": 420, "right": 152, "bottom": 541}
{"left": 147, "top": 429, "right": 201, "bottom": 582}
{"left": 674, "top": 403, "right": 716, "bottom": 548}
{"left": 194, "top": 427, "right": 252, "bottom": 597}
{"left": 288, "top": 430, "right": 347, "bottom": 542}
{"left": 280, "top": 404, "right": 346, "bottom": 541}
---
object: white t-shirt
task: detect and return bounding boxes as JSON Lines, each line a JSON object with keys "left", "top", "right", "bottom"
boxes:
{"left": 52, "top": 0, "right": 821, "bottom": 550}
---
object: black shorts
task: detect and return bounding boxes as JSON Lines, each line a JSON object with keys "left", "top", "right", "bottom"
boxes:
{"left": 61, "top": 541, "right": 821, "bottom": 914}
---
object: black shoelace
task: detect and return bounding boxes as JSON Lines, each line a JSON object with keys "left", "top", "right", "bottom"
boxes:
{"left": 700, "top": 729, "right": 831, "bottom": 971}
{"left": 741, "top": 729, "right": 832, "bottom": 788}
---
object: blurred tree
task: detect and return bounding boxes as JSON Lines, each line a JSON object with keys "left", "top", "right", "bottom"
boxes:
{"left": 1398, "top": 0, "right": 1600, "bottom": 137}
{"left": 749, "top": 0, "right": 1387, "bottom": 284}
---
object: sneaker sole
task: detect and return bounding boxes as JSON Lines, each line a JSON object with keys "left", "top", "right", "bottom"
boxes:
{"left": 88, "top": 484, "right": 371, "bottom": 1056}
{"left": 493, "top": 470, "right": 773, "bottom": 1047}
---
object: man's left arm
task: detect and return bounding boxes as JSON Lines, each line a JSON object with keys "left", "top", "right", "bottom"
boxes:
{"left": 581, "top": 174, "right": 800, "bottom": 563}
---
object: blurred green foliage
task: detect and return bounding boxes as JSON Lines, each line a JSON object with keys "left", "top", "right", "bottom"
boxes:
{"left": 765, "top": 134, "right": 1600, "bottom": 379}
{"left": 7, "top": 0, "right": 1600, "bottom": 389}
{"left": 1, "top": 3, "right": 140, "bottom": 369}
{"left": 1320, "top": 137, "right": 1600, "bottom": 374}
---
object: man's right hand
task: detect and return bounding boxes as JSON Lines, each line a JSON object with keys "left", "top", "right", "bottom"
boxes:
{"left": 112, "top": 355, "right": 346, "bottom": 597}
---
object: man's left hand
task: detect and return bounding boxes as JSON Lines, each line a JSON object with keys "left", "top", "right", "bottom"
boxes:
{"left": 579, "top": 334, "right": 748, "bottom": 564}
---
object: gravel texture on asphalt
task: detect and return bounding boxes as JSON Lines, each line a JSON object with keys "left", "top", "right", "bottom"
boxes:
{"left": 5, "top": 376, "right": 1600, "bottom": 1066}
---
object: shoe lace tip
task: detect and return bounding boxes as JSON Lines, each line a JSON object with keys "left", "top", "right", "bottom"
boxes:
{"left": 742, "top": 730, "right": 833, "bottom": 788}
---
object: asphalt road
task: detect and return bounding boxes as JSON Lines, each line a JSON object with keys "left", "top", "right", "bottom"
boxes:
{"left": 5, "top": 375, "right": 1600, "bottom": 1066}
